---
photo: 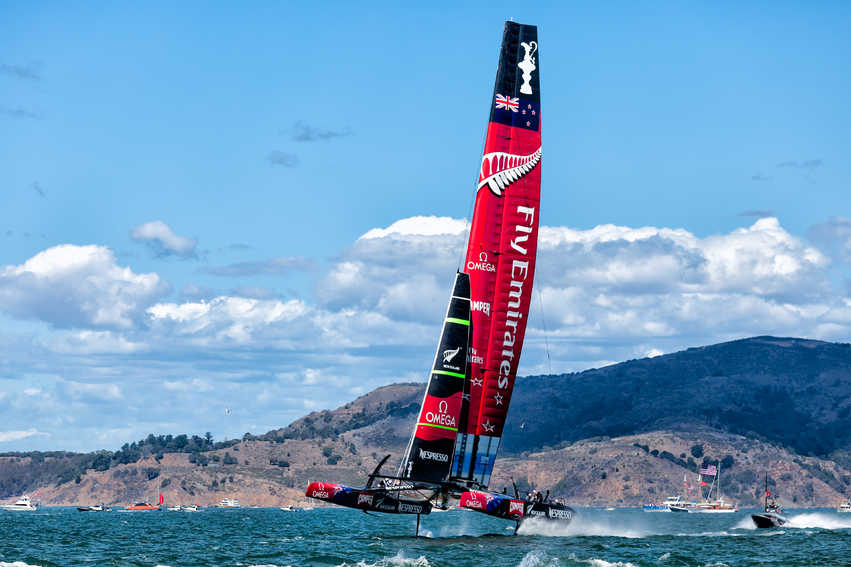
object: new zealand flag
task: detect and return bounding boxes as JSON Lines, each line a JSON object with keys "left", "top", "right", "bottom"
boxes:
{"left": 492, "top": 96, "right": 539, "bottom": 131}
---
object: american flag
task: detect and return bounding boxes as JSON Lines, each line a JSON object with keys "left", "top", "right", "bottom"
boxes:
{"left": 495, "top": 93, "right": 519, "bottom": 112}
{"left": 700, "top": 464, "right": 717, "bottom": 476}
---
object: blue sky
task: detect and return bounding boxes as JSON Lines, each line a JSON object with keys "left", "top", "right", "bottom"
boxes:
{"left": 1, "top": 2, "right": 850, "bottom": 451}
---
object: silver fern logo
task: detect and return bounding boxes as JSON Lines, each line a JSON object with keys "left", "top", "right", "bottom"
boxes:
{"left": 442, "top": 346, "right": 461, "bottom": 364}
{"left": 478, "top": 146, "right": 542, "bottom": 196}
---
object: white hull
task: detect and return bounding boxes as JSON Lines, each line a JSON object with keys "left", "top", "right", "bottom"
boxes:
{"left": 2, "top": 496, "right": 37, "bottom": 511}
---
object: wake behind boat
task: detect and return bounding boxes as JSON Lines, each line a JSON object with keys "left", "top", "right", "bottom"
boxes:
{"left": 306, "top": 21, "right": 567, "bottom": 534}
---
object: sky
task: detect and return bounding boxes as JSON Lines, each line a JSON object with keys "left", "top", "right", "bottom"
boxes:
{"left": 1, "top": 1, "right": 850, "bottom": 452}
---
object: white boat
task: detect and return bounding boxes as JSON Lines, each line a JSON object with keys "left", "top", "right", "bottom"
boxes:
{"left": 77, "top": 504, "right": 109, "bottom": 512}
{"left": 689, "top": 462, "right": 737, "bottom": 513}
{"left": 218, "top": 498, "right": 240, "bottom": 508}
{"left": 167, "top": 505, "right": 182, "bottom": 511}
{"left": 1, "top": 495, "right": 37, "bottom": 511}
{"left": 280, "top": 505, "right": 302, "bottom": 512}
{"left": 691, "top": 498, "right": 737, "bottom": 513}
{"left": 838, "top": 501, "right": 851, "bottom": 513}
{"left": 643, "top": 495, "right": 682, "bottom": 512}
{"left": 183, "top": 504, "right": 200, "bottom": 512}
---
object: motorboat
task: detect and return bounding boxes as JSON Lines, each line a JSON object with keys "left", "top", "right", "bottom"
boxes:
{"left": 125, "top": 502, "right": 160, "bottom": 511}
{"left": 77, "top": 504, "right": 109, "bottom": 512}
{"left": 167, "top": 505, "right": 182, "bottom": 511}
{"left": 838, "top": 501, "right": 851, "bottom": 513}
{"left": 182, "top": 504, "right": 200, "bottom": 512}
{"left": 280, "top": 505, "right": 302, "bottom": 512}
{"left": 1, "top": 495, "right": 37, "bottom": 511}
{"left": 218, "top": 498, "right": 240, "bottom": 508}
{"left": 643, "top": 495, "right": 684, "bottom": 512}
{"left": 751, "top": 474, "right": 787, "bottom": 528}
{"left": 752, "top": 509, "right": 786, "bottom": 528}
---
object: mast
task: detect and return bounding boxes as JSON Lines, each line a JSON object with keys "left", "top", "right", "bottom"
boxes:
{"left": 451, "top": 21, "right": 542, "bottom": 489}
{"left": 716, "top": 459, "right": 721, "bottom": 501}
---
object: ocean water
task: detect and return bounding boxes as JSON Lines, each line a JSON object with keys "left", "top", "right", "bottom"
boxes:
{"left": 1, "top": 507, "right": 849, "bottom": 567}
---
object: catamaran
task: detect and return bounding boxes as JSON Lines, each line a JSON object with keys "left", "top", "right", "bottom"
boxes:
{"left": 305, "top": 21, "right": 574, "bottom": 534}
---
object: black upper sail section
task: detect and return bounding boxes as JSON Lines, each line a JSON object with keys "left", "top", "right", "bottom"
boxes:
{"left": 489, "top": 22, "right": 540, "bottom": 131}
{"left": 399, "top": 272, "right": 471, "bottom": 483}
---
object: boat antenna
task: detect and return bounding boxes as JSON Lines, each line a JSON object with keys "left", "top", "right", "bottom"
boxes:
{"left": 764, "top": 472, "right": 768, "bottom": 511}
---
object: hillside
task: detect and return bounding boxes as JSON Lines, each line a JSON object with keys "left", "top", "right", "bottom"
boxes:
{"left": 502, "top": 336, "right": 851, "bottom": 461}
{"left": 4, "top": 336, "right": 851, "bottom": 508}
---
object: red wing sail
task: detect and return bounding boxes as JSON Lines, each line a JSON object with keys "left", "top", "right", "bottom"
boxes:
{"left": 452, "top": 22, "right": 541, "bottom": 488}
{"left": 398, "top": 272, "right": 471, "bottom": 483}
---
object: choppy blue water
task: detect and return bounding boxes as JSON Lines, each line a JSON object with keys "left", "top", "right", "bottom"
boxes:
{"left": 1, "top": 507, "right": 849, "bottom": 567}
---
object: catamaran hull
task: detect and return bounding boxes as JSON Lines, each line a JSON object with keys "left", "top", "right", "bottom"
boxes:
{"left": 751, "top": 512, "right": 787, "bottom": 528}
{"left": 459, "top": 490, "right": 526, "bottom": 520}
{"left": 459, "top": 491, "right": 574, "bottom": 525}
{"left": 305, "top": 482, "right": 432, "bottom": 515}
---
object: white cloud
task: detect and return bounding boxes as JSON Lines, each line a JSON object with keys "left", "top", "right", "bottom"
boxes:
{"left": 0, "top": 428, "right": 47, "bottom": 442}
{"left": 359, "top": 216, "right": 468, "bottom": 239}
{"left": 130, "top": 220, "right": 198, "bottom": 258}
{"left": 0, "top": 244, "right": 167, "bottom": 328}
{"left": 1, "top": 214, "right": 849, "bottom": 451}
{"left": 317, "top": 216, "right": 468, "bottom": 315}
{"left": 134, "top": 216, "right": 846, "bottom": 365}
